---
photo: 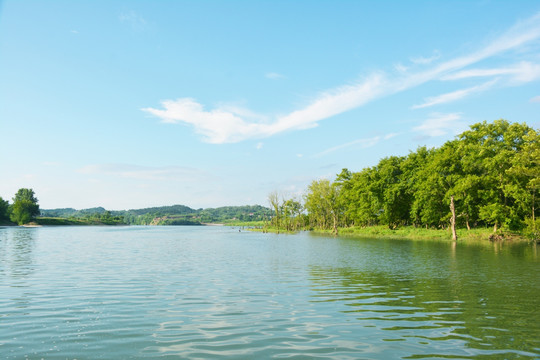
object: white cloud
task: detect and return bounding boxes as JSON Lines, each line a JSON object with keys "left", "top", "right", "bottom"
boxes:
{"left": 142, "top": 74, "right": 387, "bottom": 143}
{"left": 256, "top": 142, "right": 263, "bottom": 150}
{"left": 531, "top": 95, "right": 540, "bottom": 103}
{"left": 441, "top": 61, "right": 540, "bottom": 83}
{"left": 410, "top": 50, "right": 441, "bottom": 65}
{"left": 265, "top": 72, "right": 286, "bottom": 79}
{"left": 413, "top": 113, "right": 466, "bottom": 137}
{"left": 412, "top": 79, "right": 497, "bottom": 109}
{"left": 510, "top": 62, "right": 540, "bottom": 83}
{"left": 394, "top": 63, "right": 408, "bottom": 73}
{"left": 143, "top": 12, "right": 540, "bottom": 144}
{"left": 314, "top": 132, "right": 398, "bottom": 157}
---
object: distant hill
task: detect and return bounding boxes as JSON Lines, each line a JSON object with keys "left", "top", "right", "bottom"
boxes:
{"left": 41, "top": 207, "right": 107, "bottom": 217}
{"left": 40, "top": 204, "right": 272, "bottom": 225}
{"left": 119, "top": 204, "right": 195, "bottom": 216}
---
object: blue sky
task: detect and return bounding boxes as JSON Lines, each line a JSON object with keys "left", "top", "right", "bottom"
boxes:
{"left": 1, "top": 1, "right": 539, "bottom": 210}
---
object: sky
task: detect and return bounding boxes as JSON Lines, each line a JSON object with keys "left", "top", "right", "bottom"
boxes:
{"left": 1, "top": 1, "right": 540, "bottom": 211}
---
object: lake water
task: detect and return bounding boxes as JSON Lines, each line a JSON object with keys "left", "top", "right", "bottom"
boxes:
{"left": 1, "top": 226, "right": 539, "bottom": 359}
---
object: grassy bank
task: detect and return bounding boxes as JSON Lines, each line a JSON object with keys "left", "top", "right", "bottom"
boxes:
{"left": 34, "top": 217, "right": 123, "bottom": 226}
{"left": 223, "top": 220, "right": 267, "bottom": 227}
{"left": 313, "top": 225, "right": 530, "bottom": 242}
{"left": 242, "top": 223, "right": 532, "bottom": 243}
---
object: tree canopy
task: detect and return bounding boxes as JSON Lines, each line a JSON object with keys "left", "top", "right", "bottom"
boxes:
{"left": 10, "top": 188, "right": 40, "bottom": 225}
{"left": 0, "top": 197, "right": 9, "bottom": 222}
{"left": 292, "top": 120, "right": 538, "bottom": 236}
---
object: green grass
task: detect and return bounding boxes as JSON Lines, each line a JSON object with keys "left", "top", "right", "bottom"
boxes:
{"left": 35, "top": 217, "right": 93, "bottom": 225}
{"left": 35, "top": 217, "right": 128, "bottom": 226}
{"left": 242, "top": 223, "right": 530, "bottom": 243}
{"left": 314, "top": 225, "right": 528, "bottom": 242}
{"left": 223, "top": 220, "right": 267, "bottom": 227}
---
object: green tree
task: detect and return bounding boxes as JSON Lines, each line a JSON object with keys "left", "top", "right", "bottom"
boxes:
{"left": 343, "top": 168, "right": 381, "bottom": 227}
{"left": 10, "top": 188, "right": 40, "bottom": 225}
{"left": 459, "top": 120, "right": 532, "bottom": 231}
{"left": 0, "top": 197, "right": 9, "bottom": 222}
{"left": 268, "top": 191, "right": 282, "bottom": 232}
{"left": 507, "top": 129, "right": 540, "bottom": 234}
{"left": 304, "top": 179, "right": 341, "bottom": 234}
{"left": 281, "top": 198, "right": 303, "bottom": 231}
{"left": 374, "top": 156, "right": 412, "bottom": 228}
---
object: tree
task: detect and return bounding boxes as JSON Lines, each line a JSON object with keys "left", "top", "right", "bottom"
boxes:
{"left": 304, "top": 179, "right": 341, "bottom": 235}
{"left": 0, "top": 197, "right": 9, "bottom": 222}
{"left": 459, "top": 120, "right": 532, "bottom": 231}
{"left": 268, "top": 191, "right": 282, "bottom": 232}
{"left": 507, "top": 129, "right": 540, "bottom": 234}
{"left": 10, "top": 188, "right": 40, "bottom": 225}
{"left": 281, "top": 198, "right": 303, "bottom": 231}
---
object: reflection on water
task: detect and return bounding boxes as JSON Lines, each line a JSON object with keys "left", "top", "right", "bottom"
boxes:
{"left": 0, "top": 227, "right": 37, "bottom": 279}
{"left": 307, "top": 237, "right": 540, "bottom": 359}
{"left": 0, "top": 226, "right": 538, "bottom": 359}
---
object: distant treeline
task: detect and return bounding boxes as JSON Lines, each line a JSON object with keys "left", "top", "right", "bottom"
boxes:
{"left": 269, "top": 120, "right": 539, "bottom": 238}
{"left": 40, "top": 204, "right": 273, "bottom": 225}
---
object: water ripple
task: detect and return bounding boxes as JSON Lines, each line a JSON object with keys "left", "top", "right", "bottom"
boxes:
{"left": 0, "top": 227, "right": 539, "bottom": 359}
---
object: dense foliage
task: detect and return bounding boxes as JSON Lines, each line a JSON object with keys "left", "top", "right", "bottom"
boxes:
{"left": 271, "top": 120, "right": 539, "bottom": 238}
{"left": 9, "top": 188, "right": 40, "bottom": 225}
{"left": 39, "top": 204, "right": 272, "bottom": 225}
{"left": 0, "top": 197, "right": 9, "bottom": 222}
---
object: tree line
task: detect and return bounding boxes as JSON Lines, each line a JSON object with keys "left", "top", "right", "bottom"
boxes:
{"left": 0, "top": 188, "right": 40, "bottom": 225}
{"left": 31, "top": 203, "right": 273, "bottom": 225}
{"left": 268, "top": 120, "right": 539, "bottom": 238}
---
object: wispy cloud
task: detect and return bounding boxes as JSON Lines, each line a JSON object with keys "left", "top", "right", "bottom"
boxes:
{"left": 265, "top": 72, "right": 286, "bottom": 79}
{"left": 142, "top": 74, "right": 387, "bottom": 143}
{"left": 441, "top": 61, "right": 540, "bottom": 83}
{"left": 314, "top": 133, "right": 399, "bottom": 157}
{"left": 531, "top": 95, "right": 540, "bottom": 103}
{"left": 143, "top": 12, "right": 540, "bottom": 144}
{"left": 119, "top": 10, "right": 147, "bottom": 30}
{"left": 78, "top": 163, "right": 209, "bottom": 182}
{"left": 410, "top": 50, "right": 441, "bottom": 65}
{"left": 394, "top": 63, "right": 408, "bottom": 73}
{"left": 413, "top": 113, "right": 466, "bottom": 137}
{"left": 412, "top": 79, "right": 497, "bottom": 109}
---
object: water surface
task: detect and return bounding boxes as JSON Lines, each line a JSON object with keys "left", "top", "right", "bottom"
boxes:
{"left": 1, "top": 226, "right": 538, "bottom": 359}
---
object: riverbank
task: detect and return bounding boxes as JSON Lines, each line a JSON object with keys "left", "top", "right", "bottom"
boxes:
{"left": 242, "top": 223, "right": 532, "bottom": 243}
{"left": 319, "top": 225, "right": 532, "bottom": 242}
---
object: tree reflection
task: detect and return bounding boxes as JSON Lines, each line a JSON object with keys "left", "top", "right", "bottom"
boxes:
{"left": 307, "top": 240, "right": 540, "bottom": 358}
{"left": 1, "top": 227, "right": 37, "bottom": 279}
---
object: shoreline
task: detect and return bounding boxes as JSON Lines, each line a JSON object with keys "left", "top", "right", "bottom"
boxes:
{"left": 249, "top": 225, "right": 533, "bottom": 243}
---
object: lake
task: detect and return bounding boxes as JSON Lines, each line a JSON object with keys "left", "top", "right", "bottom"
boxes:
{"left": 0, "top": 226, "right": 539, "bottom": 359}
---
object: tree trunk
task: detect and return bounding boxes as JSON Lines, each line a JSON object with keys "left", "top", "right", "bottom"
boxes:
{"left": 533, "top": 189, "right": 536, "bottom": 230}
{"left": 450, "top": 195, "right": 457, "bottom": 241}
